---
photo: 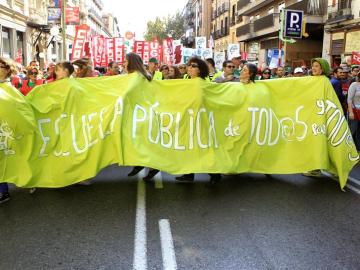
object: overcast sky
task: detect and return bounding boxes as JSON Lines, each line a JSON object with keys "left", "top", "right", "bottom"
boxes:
{"left": 104, "top": 0, "right": 188, "bottom": 39}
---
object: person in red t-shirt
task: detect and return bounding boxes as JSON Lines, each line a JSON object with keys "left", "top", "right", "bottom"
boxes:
{"left": 19, "top": 67, "right": 44, "bottom": 96}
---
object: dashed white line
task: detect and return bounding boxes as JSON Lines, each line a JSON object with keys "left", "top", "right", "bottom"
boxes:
{"left": 159, "top": 219, "right": 178, "bottom": 270}
{"left": 133, "top": 171, "right": 147, "bottom": 270}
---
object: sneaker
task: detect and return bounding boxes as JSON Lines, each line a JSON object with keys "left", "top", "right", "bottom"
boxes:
{"left": 302, "top": 170, "right": 322, "bottom": 178}
{"left": 175, "top": 174, "right": 194, "bottom": 182}
{"left": 0, "top": 192, "right": 10, "bottom": 204}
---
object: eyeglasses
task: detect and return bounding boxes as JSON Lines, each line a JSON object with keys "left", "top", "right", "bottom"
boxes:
{"left": 226, "top": 65, "right": 235, "bottom": 69}
{"left": 187, "top": 63, "right": 199, "bottom": 68}
{"left": 263, "top": 72, "right": 271, "bottom": 75}
{"left": 29, "top": 72, "right": 38, "bottom": 76}
{"left": 179, "top": 66, "right": 186, "bottom": 69}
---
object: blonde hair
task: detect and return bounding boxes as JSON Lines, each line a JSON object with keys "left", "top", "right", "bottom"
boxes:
{"left": 0, "top": 57, "right": 18, "bottom": 78}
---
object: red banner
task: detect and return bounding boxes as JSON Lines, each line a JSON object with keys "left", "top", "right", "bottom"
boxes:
{"left": 113, "top": 37, "right": 125, "bottom": 64}
{"left": 92, "top": 36, "right": 107, "bottom": 67}
{"left": 71, "top": 24, "right": 90, "bottom": 61}
{"left": 352, "top": 52, "right": 360, "bottom": 65}
{"left": 161, "top": 38, "right": 173, "bottom": 65}
{"left": 66, "top": 7, "right": 80, "bottom": 25}
{"left": 105, "top": 38, "right": 115, "bottom": 65}
{"left": 133, "top": 41, "right": 161, "bottom": 64}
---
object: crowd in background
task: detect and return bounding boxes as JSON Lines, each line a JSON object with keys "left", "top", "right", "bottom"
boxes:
{"left": 1, "top": 53, "right": 360, "bottom": 202}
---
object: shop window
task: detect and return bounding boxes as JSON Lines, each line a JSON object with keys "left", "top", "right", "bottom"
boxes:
{"left": 16, "top": 31, "right": 24, "bottom": 64}
{"left": 2, "top": 27, "right": 11, "bottom": 58}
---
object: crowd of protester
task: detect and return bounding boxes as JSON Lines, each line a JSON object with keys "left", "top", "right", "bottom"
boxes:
{"left": 1, "top": 53, "right": 360, "bottom": 203}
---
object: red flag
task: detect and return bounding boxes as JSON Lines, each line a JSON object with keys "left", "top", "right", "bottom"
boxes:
{"left": 71, "top": 24, "right": 90, "bottom": 61}
{"left": 65, "top": 7, "right": 80, "bottom": 25}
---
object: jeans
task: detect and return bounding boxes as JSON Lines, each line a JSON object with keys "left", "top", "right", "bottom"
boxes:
{"left": 0, "top": 183, "right": 9, "bottom": 194}
{"left": 348, "top": 119, "right": 360, "bottom": 151}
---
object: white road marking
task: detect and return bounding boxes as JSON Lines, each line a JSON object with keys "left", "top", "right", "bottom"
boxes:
{"left": 159, "top": 219, "right": 178, "bottom": 270}
{"left": 346, "top": 184, "right": 360, "bottom": 195}
{"left": 133, "top": 171, "right": 147, "bottom": 270}
{"left": 155, "top": 171, "right": 163, "bottom": 189}
{"left": 321, "top": 171, "right": 360, "bottom": 194}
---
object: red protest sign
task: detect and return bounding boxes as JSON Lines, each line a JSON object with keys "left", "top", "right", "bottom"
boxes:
{"left": 162, "top": 38, "right": 174, "bottom": 65}
{"left": 105, "top": 38, "right": 115, "bottom": 65}
{"left": 66, "top": 7, "right": 80, "bottom": 25}
{"left": 113, "top": 37, "right": 125, "bottom": 64}
{"left": 352, "top": 52, "right": 360, "bottom": 65}
{"left": 71, "top": 24, "right": 90, "bottom": 61}
{"left": 92, "top": 36, "right": 106, "bottom": 67}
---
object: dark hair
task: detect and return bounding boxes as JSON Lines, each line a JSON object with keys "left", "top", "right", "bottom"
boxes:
{"left": 352, "top": 65, "right": 359, "bottom": 71}
{"left": 240, "top": 60, "right": 247, "bottom": 64}
{"left": 188, "top": 57, "right": 209, "bottom": 80}
{"left": 245, "top": 63, "right": 257, "bottom": 82}
{"left": 333, "top": 67, "right": 343, "bottom": 74}
{"left": 160, "top": 64, "right": 169, "bottom": 72}
{"left": 55, "top": 61, "right": 74, "bottom": 80}
{"left": 205, "top": 58, "right": 215, "bottom": 68}
{"left": 222, "top": 60, "right": 233, "bottom": 68}
{"left": 0, "top": 57, "right": 17, "bottom": 78}
{"left": 126, "top": 53, "right": 152, "bottom": 81}
{"left": 169, "top": 65, "right": 181, "bottom": 79}
{"left": 108, "top": 61, "right": 116, "bottom": 68}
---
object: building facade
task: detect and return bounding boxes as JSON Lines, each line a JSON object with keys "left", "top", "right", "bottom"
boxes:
{"left": 0, "top": 0, "right": 29, "bottom": 65}
{"left": 233, "top": 0, "right": 327, "bottom": 68}
{"left": 323, "top": 0, "right": 360, "bottom": 66}
{"left": 212, "top": 0, "right": 231, "bottom": 53}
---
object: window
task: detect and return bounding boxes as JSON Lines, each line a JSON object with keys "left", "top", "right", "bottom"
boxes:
{"left": 2, "top": 27, "right": 11, "bottom": 58}
{"left": 16, "top": 31, "right": 24, "bottom": 64}
{"left": 268, "top": 7, "right": 274, "bottom": 14}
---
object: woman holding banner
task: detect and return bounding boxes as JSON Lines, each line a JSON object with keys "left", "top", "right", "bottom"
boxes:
{"left": 175, "top": 57, "right": 221, "bottom": 184}
{"left": 125, "top": 53, "right": 160, "bottom": 182}
{"left": 0, "top": 58, "right": 18, "bottom": 203}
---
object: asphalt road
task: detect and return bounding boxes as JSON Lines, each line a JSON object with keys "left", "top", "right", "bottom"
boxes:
{"left": 1, "top": 165, "right": 360, "bottom": 270}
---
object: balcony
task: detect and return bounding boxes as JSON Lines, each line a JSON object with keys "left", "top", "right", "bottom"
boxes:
{"left": 230, "top": 17, "right": 236, "bottom": 26}
{"left": 236, "top": 13, "right": 279, "bottom": 41}
{"left": 286, "top": 0, "right": 326, "bottom": 15}
{"left": 253, "top": 13, "right": 274, "bottom": 32}
{"left": 327, "top": 0, "right": 354, "bottom": 24}
{"left": 214, "top": 28, "right": 229, "bottom": 40}
{"left": 89, "top": 7, "right": 104, "bottom": 26}
{"left": 237, "top": 0, "right": 251, "bottom": 11}
{"left": 237, "top": 0, "right": 273, "bottom": 16}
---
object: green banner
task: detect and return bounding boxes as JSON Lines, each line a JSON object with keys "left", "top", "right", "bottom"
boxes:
{"left": 0, "top": 73, "right": 358, "bottom": 189}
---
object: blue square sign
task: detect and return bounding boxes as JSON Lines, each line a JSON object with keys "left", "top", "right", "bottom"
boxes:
{"left": 284, "top": 9, "right": 303, "bottom": 39}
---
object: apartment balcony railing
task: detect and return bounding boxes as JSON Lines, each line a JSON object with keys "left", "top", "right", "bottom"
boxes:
{"left": 236, "top": 24, "right": 250, "bottom": 37}
{"left": 253, "top": 13, "right": 276, "bottom": 32}
{"left": 286, "top": 0, "right": 327, "bottom": 15}
{"left": 327, "top": 0, "right": 354, "bottom": 24}
{"left": 237, "top": 0, "right": 251, "bottom": 11}
{"left": 89, "top": 7, "right": 104, "bottom": 26}
{"left": 237, "top": 0, "right": 273, "bottom": 16}
{"left": 236, "top": 13, "right": 279, "bottom": 41}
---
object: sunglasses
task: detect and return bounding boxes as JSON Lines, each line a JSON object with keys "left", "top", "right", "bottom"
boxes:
{"left": 29, "top": 72, "right": 38, "bottom": 75}
{"left": 187, "top": 63, "right": 199, "bottom": 68}
{"left": 0, "top": 64, "right": 8, "bottom": 69}
{"left": 226, "top": 65, "right": 235, "bottom": 68}
{"left": 263, "top": 72, "right": 271, "bottom": 74}
{"left": 179, "top": 66, "right": 186, "bottom": 69}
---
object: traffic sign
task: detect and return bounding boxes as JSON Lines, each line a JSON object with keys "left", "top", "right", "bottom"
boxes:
{"left": 284, "top": 9, "right": 303, "bottom": 39}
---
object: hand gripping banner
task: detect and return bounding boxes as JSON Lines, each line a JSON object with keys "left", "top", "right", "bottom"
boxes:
{"left": 0, "top": 75, "right": 358, "bottom": 188}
